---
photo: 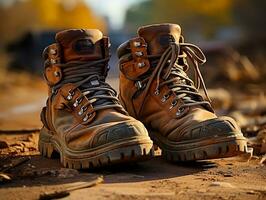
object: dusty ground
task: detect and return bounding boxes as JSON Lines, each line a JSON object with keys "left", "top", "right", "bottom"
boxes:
{"left": 0, "top": 73, "right": 266, "bottom": 200}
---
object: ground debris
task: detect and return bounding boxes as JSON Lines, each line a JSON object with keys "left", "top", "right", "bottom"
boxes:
{"left": 247, "top": 128, "right": 266, "bottom": 155}
{"left": 0, "top": 156, "right": 30, "bottom": 173}
{"left": 0, "top": 140, "right": 9, "bottom": 149}
{"left": 20, "top": 168, "right": 79, "bottom": 178}
{"left": 221, "top": 91, "right": 266, "bottom": 158}
{"left": 234, "top": 147, "right": 253, "bottom": 162}
{"left": 39, "top": 176, "right": 103, "bottom": 200}
{"left": 209, "top": 181, "right": 235, "bottom": 188}
{"left": 0, "top": 130, "right": 39, "bottom": 156}
{"left": 259, "top": 154, "right": 266, "bottom": 165}
{"left": 0, "top": 69, "right": 266, "bottom": 200}
{"left": 223, "top": 173, "right": 233, "bottom": 177}
{"left": 197, "top": 188, "right": 208, "bottom": 193}
{"left": 0, "top": 173, "right": 12, "bottom": 183}
{"left": 234, "top": 93, "right": 266, "bottom": 115}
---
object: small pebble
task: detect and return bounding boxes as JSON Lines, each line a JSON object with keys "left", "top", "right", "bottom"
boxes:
{"left": 209, "top": 181, "right": 235, "bottom": 188}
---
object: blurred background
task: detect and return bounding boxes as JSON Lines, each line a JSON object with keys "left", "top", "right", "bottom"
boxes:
{"left": 0, "top": 0, "right": 266, "bottom": 141}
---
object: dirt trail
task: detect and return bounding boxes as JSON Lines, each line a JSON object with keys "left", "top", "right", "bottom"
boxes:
{"left": 0, "top": 76, "right": 265, "bottom": 200}
{"left": 1, "top": 150, "right": 265, "bottom": 200}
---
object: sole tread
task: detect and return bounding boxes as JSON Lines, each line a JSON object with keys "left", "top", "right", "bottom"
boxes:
{"left": 39, "top": 140, "right": 154, "bottom": 169}
{"left": 162, "top": 140, "right": 248, "bottom": 162}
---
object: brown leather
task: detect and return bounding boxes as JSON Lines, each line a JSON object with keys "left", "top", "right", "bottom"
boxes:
{"left": 138, "top": 23, "right": 181, "bottom": 55}
{"left": 53, "top": 83, "right": 96, "bottom": 125}
{"left": 55, "top": 29, "right": 104, "bottom": 62}
{"left": 118, "top": 23, "right": 242, "bottom": 143}
{"left": 40, "top": 29, "right": 150, "bottom": 153}
{"left": 120, "top": 37, "right": 150, "bottom": 80}
{"left": 43, "top": 43, "right": 62, "bottom": 87}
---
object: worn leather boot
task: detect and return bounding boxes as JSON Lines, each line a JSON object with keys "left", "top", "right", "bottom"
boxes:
{"left": 38, "top": 29, "right": 154, "bottom": 169}
{"left": 117, "top": 23, "right": 247, "bottom": 161}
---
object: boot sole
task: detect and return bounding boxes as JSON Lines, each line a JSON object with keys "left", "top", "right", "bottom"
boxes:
{"left": 150, "top": 131, "right": 248, "bottom": 161}
{"left": 38, "top": 128, "right": 154, "bottom": 169}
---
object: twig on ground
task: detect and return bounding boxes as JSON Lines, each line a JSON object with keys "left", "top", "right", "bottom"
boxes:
{"left": 39, "top": 175, "right": 104, "bottom": 200}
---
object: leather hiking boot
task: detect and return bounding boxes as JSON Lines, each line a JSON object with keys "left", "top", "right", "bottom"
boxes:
{"left": 38, "top": 29, "right": 154, "bottom": 169}
{"left": 117, "top": 23, "right": 247, "bottom": 161}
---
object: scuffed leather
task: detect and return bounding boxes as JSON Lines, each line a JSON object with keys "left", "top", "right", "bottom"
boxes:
{"left": 41, "top": 29, "right": 149, "bottom": 152}
{"left": 118, "top": 23, "right": 241, "bottom": 143}
{"left": 55, "top": 29, "right": 104, "bottom": 62}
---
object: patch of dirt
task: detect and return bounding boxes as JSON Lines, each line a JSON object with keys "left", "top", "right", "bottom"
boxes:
{"left": 0, "top": 73, "right": 266, "bottom": 200}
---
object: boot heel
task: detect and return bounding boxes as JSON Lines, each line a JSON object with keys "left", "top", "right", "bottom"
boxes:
{"left": 39, "top": 140, "right": 55, "bottom": 158}
{"left": 38, "top": 128, "right": 56, "bottom": 158}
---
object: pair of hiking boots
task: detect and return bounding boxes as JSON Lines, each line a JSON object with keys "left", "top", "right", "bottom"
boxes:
{"left": 39, "top": 23, "right": 247, "bottom": 169}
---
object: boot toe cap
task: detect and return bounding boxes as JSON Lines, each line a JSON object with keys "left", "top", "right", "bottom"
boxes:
{"left": 91, "top": 120, "right": 150, "bottom": 148}
{"left": 181, "top": 117, "right": 242, "bottom": 141}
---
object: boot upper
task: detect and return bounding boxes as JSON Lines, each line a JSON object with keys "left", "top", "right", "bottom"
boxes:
{"left": 117, "top": 23, "right": 241, "bottom": 142}
{"left": 41, "top": 29, "right": 149, "bottom": 151}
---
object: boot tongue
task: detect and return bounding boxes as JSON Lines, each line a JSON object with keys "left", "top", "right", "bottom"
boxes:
{"left": 137, "top": 23, "right": 181, "bottom": 55}
{"left": 55, "top": 29, "right": 104, "bottom": 62}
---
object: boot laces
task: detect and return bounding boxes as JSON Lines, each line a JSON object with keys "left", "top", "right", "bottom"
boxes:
{"left": 143, "top": 40, "right": 212, "bottom": 111}
{"left": 52, "top": 58, "right": 124, "bottom": 113}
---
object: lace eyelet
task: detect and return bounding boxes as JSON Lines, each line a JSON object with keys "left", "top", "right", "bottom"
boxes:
{"left": 49, "top": 49, "right": 57, "bottom": 55}
{"left": 137, "top": 62, "right": 145, "bottom": 68}
{"left": 54, "top": 71, "right": 60, "bottom": 77}
{"left": 169, "top": 100, "right": 177, "bottom": 109}
{"left": 73, "top": 97, "right": 83, "bottom": 108}
{"left": 83, "top": 114, "right": 88, "bottom": 121}
{"left": 154, "top": 90, "right": 160, "bottom": 95}
{"left": 67, "top": 95, "right": 72, "bottom": 100}
{"left": 50, "top": 59, "right": 56, "bottom": 64}
{"left": 135, "top": 51, "right": 143, "bottom": 57}
{"left": 135, "top": 81, "right": 144, "bottom": 90}
{"left": 78, "top": 106, "right": 87, "bottom": 115}
{"left": 176, "top": 107, "right": 185, "bottom": 117}
{"left": 161, "top": 94, "right": 170, "bottom": 103}
{"left": 82, "top": 113, "right": 93, "bottom": 122}
{"left": 73, "top": 101, "right": 78, "bottom": 108}
{"left": 78, "top": 109, "right": 83, "bottom": 116}
{"left": 134, "top": 41, "right": 141, "bottom": 47}
{"left": 67, "top": 90, "right": 75, "bottom": 100}
{"left": 52, "top": 88, "right": 58, "bottom": 94}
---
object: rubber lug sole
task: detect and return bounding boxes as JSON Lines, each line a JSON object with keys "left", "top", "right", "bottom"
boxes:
{"left": 149, "top": 130, "right": 248, "bottom": 161}
{"left": 161, "top": 138, "right": 248, "bottom": 162}
{"left": 38, "top": 133, "right": 154, "bottom": 170}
